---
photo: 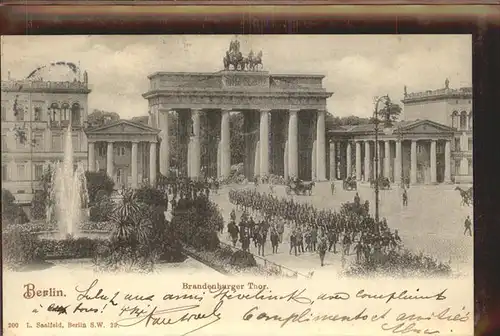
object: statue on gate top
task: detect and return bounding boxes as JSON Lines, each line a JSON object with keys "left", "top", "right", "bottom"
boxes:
{"left": 229, "top": 39, "right": 240, "bottom": 54}
{"left": 223, "top": 39, "right": 263, "bottom": 72}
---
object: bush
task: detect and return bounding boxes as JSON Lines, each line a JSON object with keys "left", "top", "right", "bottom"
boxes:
{"left": 230, "top": 250, "right": 257, "bottom": 268}
{"left": 30, "top": 190, "right": 47, "bottom": 220}
{"left": 93, "top": 188, "right": 184, "bottom": 271}
{"left": 28, "top": 165, "right": 55, "bottom": 221}
{"left": 93, "top": 239, "right": 159, "bottom": 273}
{"left": 39, "top": 237, "right": 102, "bottom": 259}
{"left": 80, "top": 221, "right": 113, "bottom": 231}
{"left": 170, "top": 197, "right": 222, "bottom": 251}
{"left": 13, "top": 221, "right": 53, "bottom": 232}
{"left": 2, "top": 188, "right": 29, "bottom": 225}
{"left": 2, "top": 188, "right": 15, "bottom": 204}
{"left": 89, "top": 195, "right": 113, "bottom": 222}
{"left": 85, "top": 171, "right": 115, "bottom": 204}
{"left": 2, "top": 226, "right": 45, "bottom": 267}
{"left": 135, "top": 185, "right": 166, "bottom": 207}
{"left": 344, "top": 248, "right": 452, "bottom": 278}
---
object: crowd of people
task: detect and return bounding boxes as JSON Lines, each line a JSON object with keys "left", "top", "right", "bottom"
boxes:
{"left": 228, "top": 189, "right": 402, "bottom": 266}
{"left": 132, "top": 175, "right": 405, "bottom": 266}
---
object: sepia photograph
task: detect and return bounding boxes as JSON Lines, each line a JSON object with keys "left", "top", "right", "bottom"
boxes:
{"left": 1, "top": 34, "right": 475, "bottom": 335}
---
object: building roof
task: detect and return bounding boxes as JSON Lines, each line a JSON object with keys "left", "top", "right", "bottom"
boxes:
{"left": 402, "top": 87, "right": 472, "bottom": 104}
{"left": 328, "top": 119, "right": 455, "bottom": 137}
{"left": 85, "top": 119, "right": 160, "bottom": 136}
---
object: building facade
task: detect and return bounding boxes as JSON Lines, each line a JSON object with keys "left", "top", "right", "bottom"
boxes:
{"left": 1, "top": 66, "right": 90, "bottom": 203}
{"left": 328, "top": 81, "right": 472, "bottom": 185}
{"left": 402, "top": 83, "right": 472, "bottom": 184}
{"left": 144, "top": 70, "right": 332, "bottom": 182}
{"left": 142, "top": 41, "right": 332, "bottom": 183}
{"left": 84, "top": 120, "right": 160, "bottom": 189}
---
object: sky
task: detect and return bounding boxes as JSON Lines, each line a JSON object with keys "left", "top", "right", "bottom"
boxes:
{"left": 1, "top": 35, "right": 472, "bottom": 119}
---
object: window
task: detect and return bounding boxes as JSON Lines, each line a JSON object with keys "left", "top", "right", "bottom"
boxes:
{"left": 451, "top": 111, "right": 458, "bottom": 129}
{"left": 49, "top": 103, "right": 59, "bottom": 123}
{"left": 34, "top": 133, "right": 44, "bottom": 150}
{"left": 1, "top": 104, "right": 6, "bottom": 121}
{"left": 72, "top": 135, "right": 78, "bottom": 151}
{"left": 417, "top": 144, "right": 423, "bottom": 154}
{"left": 16, "top": 138, "right": 26, "bottom": 150}
{"left": 437, "top": 143, "right": 444, "bottom": 154}
{"left": 52, "top": 134, "right": 62, "bottom": 151}
{"left": 459, "top": 111, "right": 467, "bottom": 130}
{"left": 61, "top": 103, "right": 70, "bottom": 121}
{"left": 16, "top": 109, "right": 25, "bottom": 121}
{"left": 468, "top": 112, "right": 473, "bottom": 130}
{"left": 17, "top": 163, "right": 26, "bottom": 180}
{"left": 98, "top": 145, "right": 107, "bottom": 157}
{"left": 468, "top": 138, "right": 473, "bottom": 151}
{"left": 34, "top": 107, "right": 42, "bottom": 121}
{"left": 34, "top": 164, "right": 44, "bottom": 180}
{"left": 116, "top": 146, "right": 126, "bottom": 156}
{"left": 2, "top": 165, "right": 8, "bottom": 181}
{"left": 71, "top": 103, "right": 81, "bottom": 125}
{"left": 468, "top": 159, "right": 473, "bottom": 175}
{"left": 454, "top": 138, "right": 461, "bottom": 152}
{"left": 2, "top": 135, "right": 7, "bottom": 150}
{"left": 455, "top": 160, "right": 461, "bottom": 175}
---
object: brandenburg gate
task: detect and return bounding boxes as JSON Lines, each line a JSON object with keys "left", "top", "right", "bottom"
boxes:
{"left": 143, "top": 41, "right": 333, "bottom": 182}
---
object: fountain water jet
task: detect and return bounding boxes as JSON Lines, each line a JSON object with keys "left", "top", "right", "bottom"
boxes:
{"left": 45, "top": 125, "right": 89, "bottom": 239}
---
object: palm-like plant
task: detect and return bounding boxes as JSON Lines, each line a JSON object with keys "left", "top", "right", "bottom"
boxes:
{"left": 108, "top": 188, "right": 152, "bottom": 244}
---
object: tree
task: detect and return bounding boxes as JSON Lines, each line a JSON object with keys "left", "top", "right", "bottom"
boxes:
{"left": 326, "top": 113, "right": 372, "bottom": 131}
{"left": 85, "top": 171, "right": 115, "bottom": 204}
{"left": 130, "top": 115, "right": 149, "bottom": 125}
{"left": 87, "top": 109, "right": 120, "bottom": 128}
{"left": 30, "top": 164, "right": 54, "bottom": 220}
{"left": 377, "top": 102, "right": 402, "bottom": 126}
{"left": 2, "top": 189, "right": 29, "bottom": 225}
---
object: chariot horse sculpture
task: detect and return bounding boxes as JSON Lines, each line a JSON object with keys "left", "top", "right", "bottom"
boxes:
{"left": 223, "top": 40, "right": 245, "bottom": 71}
{"left": 247, "top": 50, "right": 263, "bottom": 71}
{"left": 223, "top": 40, "right": 263, "bottom": 71}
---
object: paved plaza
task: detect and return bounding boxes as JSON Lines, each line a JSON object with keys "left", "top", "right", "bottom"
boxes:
{"left": 211, "top": 181, "right": 473, "bottom": 277}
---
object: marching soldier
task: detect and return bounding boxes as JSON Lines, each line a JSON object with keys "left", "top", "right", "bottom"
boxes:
{"left": 343, "top": 232, "right": 352, "bottom": 255}
{"left": 289, "top": 229, "right": 298, "bottom": 256}
{"left": 354, "top": 240, "right": 363, "bottom": 263}
{"left": 354, "top": 192, "right": 361, "bottom": 206}
{"left": 464, "top": 215, "right": 472, "bottom": 236}
{"left": 318, "top": 231, "right": 328, "bottom": 267}
{"left": 228, "top": 219, "right": 239, "bottom": 247}
{"left": 327, "top": 228, "right": 338, "bottom": 253}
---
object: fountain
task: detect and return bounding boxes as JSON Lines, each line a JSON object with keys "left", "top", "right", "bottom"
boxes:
{"left": 42, "top": 125, "right": 90, "bottom": 239}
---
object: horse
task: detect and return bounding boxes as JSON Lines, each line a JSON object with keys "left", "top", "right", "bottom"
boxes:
{"left": 223, "top": 50, "right": 245, "bottom": 71}
{"left": 343, "top": 177, "right": 357, "bottom": 191}
{"left": 302, "top": 182, "right": 315, "bottom": 196}
{"left": 370, "top": 177, "right": 391, "bottom": 190}
{"left": 248, "top": 51, "right": 263, "bottom": 71}
{"left": 455, "top": 186, "right": 473, "bottom": 206}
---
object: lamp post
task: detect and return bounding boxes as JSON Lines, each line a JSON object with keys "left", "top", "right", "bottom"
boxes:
{"left": 373, "top": 94, "right": 391, "bottom": 224}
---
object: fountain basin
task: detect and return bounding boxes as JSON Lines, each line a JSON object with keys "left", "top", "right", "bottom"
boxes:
{"left": 36, "top": 230, "right": 111, "bottom": 240}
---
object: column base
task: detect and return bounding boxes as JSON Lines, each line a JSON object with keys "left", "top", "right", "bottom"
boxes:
{"left": 454, "top": 175, "right": 473, "bottom": 184}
